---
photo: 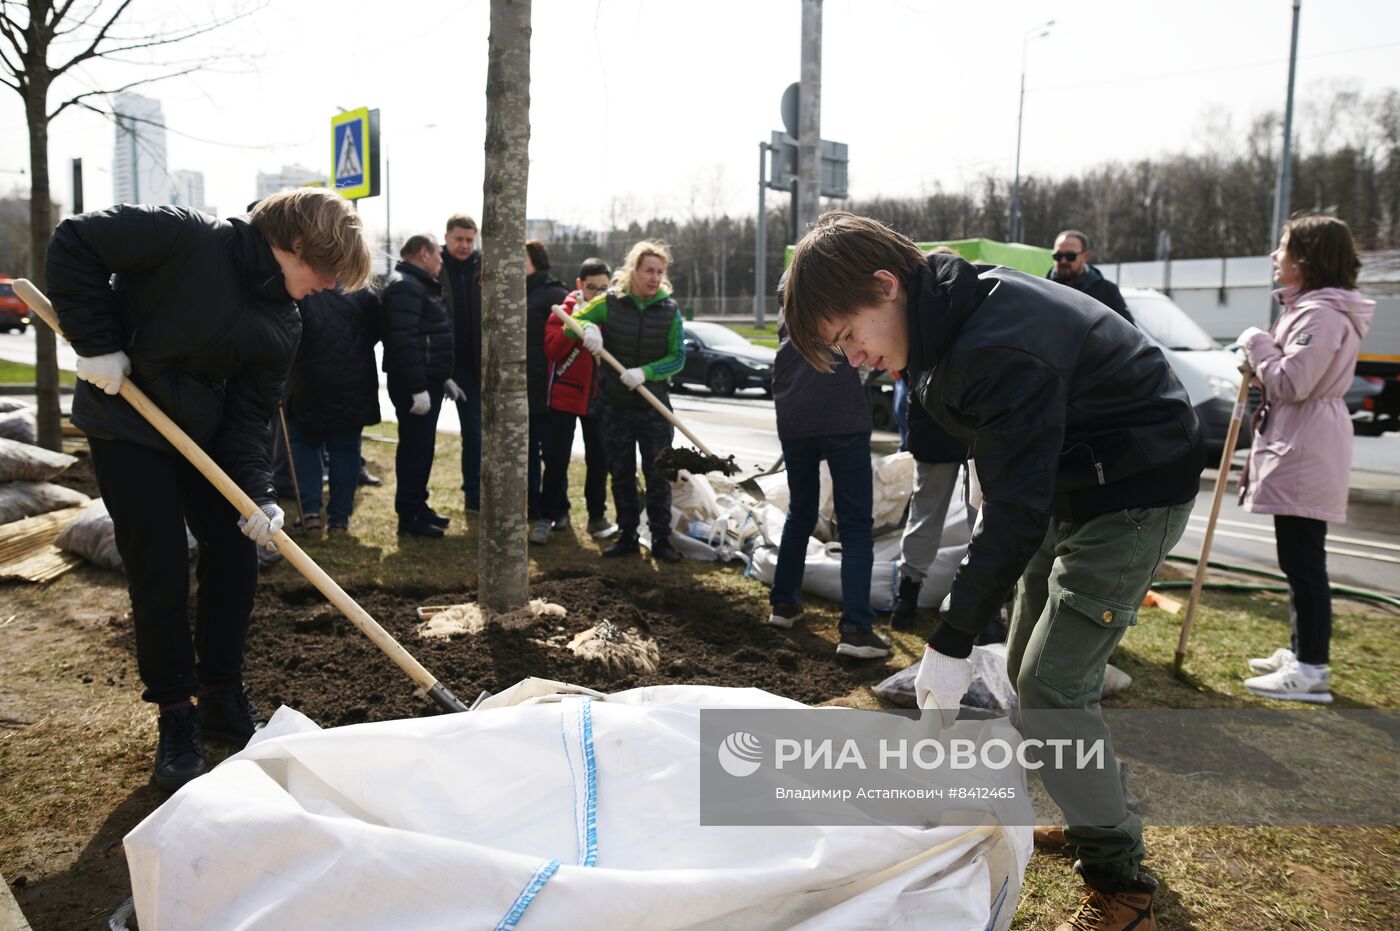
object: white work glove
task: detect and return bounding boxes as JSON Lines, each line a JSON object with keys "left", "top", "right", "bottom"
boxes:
{"left": 409, "top": 391, "right": 431, "bottom": 416}
{"left": 238, "top": 501, "right": 284, "bottom": 549}
{"left": 620, "top": 367, "right": 646, "bottom": 389}
{"left": 914, "top": 645, "right": 975, "bottom": 714}
{"left": 76, "top": 350, "right": 131, "bottom": 396}
{"left": 1237, "top": 324, "right": 1271, "bottom": 372}
{"left": 443, "top": 378, "right": 466, "bottom": 402}
{"left": 581, "top": 323, "right": 604, "bottom": 354}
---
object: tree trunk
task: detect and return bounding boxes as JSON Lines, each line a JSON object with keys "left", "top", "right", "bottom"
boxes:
{"left": 25, "top": 79, "right": 62, "bottom": 452}
{"left": 477, "top": 0, "right": 532, "bottom": 614}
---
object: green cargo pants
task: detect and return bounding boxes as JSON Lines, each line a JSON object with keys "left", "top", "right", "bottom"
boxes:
{"left": 1006, "top": 502, "right": 1193, "bottom": 882}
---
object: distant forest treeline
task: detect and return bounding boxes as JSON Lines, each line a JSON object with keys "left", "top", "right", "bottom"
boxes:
{"left": 542, "top": 86, "right": 1400, "bottom": 311}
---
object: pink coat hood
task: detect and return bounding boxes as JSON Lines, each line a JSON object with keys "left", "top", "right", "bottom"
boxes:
{"left": 1239, "top": 286, "right": 1375, "bottom": 523}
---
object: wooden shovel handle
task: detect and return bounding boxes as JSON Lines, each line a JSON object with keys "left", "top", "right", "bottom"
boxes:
{"left": 1175, "top": 371, "right": 1252, "bottom": 674}
{"left": 552, "top": 304, "right": 717, "bottom": 458}
{"left": 15, "top": 279, "right": 468, "bottom": 713}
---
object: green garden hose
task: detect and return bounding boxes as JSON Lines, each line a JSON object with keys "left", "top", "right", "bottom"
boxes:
{"left": 1161, "top": 554, "right": 1400, "bottom": 610}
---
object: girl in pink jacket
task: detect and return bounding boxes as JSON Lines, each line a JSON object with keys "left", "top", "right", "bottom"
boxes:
{"left": 1238, "top": 216, "right": 1374, "bottom": 704}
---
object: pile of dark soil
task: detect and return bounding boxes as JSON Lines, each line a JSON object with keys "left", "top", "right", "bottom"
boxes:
{"left": 238, "top": 572, "right": 889, "bottom": 726}
{"left": 655, "top": 446, "right": 739, "bottom": 480}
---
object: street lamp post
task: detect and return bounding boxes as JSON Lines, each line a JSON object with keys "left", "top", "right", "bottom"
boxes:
{"left": 1008, "top": 19, "right": 1054, "bottom": 244}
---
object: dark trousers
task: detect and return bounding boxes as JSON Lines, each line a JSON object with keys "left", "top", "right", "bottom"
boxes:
{"left": 453, "top": 365, "right": 482, "bottom": 507}
{"left": 389, "top": 381, "right": 444, "bottom": 519}
{"left": 1275, "top": 514, "right": 1332, "bottom": 665}
{"left": 527, "top": 412, "right": 549, "bottom": 519}
{"left": 770, "top": 432, "right": 875, "bottom": 631}
{"left": 89, "top": 437, "right": 259, "bottom": 706}
{"left": 600, "top": 402, "right": 673, "bottom": 541}
{"left": 540, "top": 409, "right": 609, "bottom": 522}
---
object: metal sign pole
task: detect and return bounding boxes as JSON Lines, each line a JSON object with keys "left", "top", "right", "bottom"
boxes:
{"left": 756, "top": 141, "right": 768, "bottom": 329}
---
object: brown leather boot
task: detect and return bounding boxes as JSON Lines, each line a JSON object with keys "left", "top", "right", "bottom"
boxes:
{"left": 1055, "top": 863, "right": 1157, "bottom": 931}
{"left": 1033, "top": 825, "right": 1069, "bottom": 849}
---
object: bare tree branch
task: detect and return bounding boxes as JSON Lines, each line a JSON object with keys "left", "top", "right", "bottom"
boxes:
{"left": 52, "top": 3, "right": 263, "bottom": 77}
{"left": 49, "top": 65, "right": 197, "bottom": 120}
{"left": 47, "top": 0, "right": 134, "bottom": 75}
{"left": 0, "top": 5, "right": 30, "bottom": 65}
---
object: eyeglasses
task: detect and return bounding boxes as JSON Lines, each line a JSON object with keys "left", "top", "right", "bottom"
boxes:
{"left": 1051, "top": 251, "right": 1080, "bottom": 262}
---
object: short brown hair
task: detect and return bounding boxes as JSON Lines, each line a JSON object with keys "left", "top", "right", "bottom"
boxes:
{"left": 400, "top": 233, "right": 437, "bottom": 259}
{"left": 1284, "top": 215, "right": 1360, "bottom": 292}
{"left": 446, "top": 213, "right": 478, "bottom": 235}
{"left": 525, "top": 239, "right": 551, "bottom": 272}
{"left": 1055, "top": 229, "right": 1089, "bottom": 251}
{"left": 251, "top": 189, "right": 372, "bottom": 291}
{"left": 782, "top": 211, "right": 925, "bottom": 373}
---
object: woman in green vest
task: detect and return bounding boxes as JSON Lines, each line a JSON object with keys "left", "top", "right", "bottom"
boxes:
{"left": 569, "top": 240, "right": 686, "bottom": 564}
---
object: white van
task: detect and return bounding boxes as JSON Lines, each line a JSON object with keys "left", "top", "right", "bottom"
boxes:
{"left": 1122, "top": 287, "right": 1251, "bottom": 456}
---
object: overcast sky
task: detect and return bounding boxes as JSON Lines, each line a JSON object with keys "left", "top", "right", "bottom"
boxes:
{"left": 0, "top": 0, "right": 1396, "bottom": 255}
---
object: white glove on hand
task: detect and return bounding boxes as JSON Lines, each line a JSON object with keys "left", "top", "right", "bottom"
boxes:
{"left": 581, "top": 323, "right": 604, "bottom": 354}
{"left": 620, "top": 367, "right": 646, "bottom": 389}
{"left": 443, "top": 379, "right": 466, "bottom": 402}
{"left": 914, "top": 645, "right": 975, "bottom": 713}
{"left": 76, "top": 350, "right": 131, "bottom": 396}
{"left": 238, "top": 501, "right": 284, "bottom": 549}
{"left": 409, "top": 391, "right": 431, "bottom": 416}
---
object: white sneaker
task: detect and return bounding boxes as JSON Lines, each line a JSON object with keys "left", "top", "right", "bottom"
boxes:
{"left": 1247, "top": 647, "right": 1296, "bottom": 675}
{"left": 1244, "top": 662, "right": 1333, "bottom": 704}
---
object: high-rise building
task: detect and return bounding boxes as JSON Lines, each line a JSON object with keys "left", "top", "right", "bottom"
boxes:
{"left": 112, "top": 93, "right": 173, "bottom": 205}
{"left": 172, "top": 170, "right": 207, "bottom": 213}
{"left": 256, "top": 165, "right": 324, "bottom": 201}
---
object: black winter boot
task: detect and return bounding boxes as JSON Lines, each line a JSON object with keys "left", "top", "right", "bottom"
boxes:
{"left": 199, "top": 683, "right": 267, "bottom": 746}
{"left": 154, "top": 702, "right": 206, "bottom": 793}
{"left": 602, "top": 531, "right": 640, "bottom": 558}
{"left": 891, "top": 575, "right": 922, "bottom": 630}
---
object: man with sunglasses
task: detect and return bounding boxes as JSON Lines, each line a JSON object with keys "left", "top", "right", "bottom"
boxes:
{"left": 1047, "top": 230, "right": 1134, "bottom": 325}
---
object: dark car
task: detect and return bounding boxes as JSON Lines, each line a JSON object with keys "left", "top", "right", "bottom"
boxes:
{"left": 0, "top": 278, "right": 30, "bottom": 333}
{"left": 670, "top": 321, "right": 775, "bottom": 396}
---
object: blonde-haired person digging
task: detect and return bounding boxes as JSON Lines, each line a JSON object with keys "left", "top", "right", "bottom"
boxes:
{"left": 568, "top": 240, "right": 686, "bottom": 563}
{"left": 782, "top": 211, "right": 1205, "bottom": 931}
{"left": 46, "top": 188, "right": 371, "bottom": 793}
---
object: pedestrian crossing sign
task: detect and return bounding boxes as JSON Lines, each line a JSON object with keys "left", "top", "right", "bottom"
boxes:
{"left": 330, "top": 107, "right": 380, "bottom": 201}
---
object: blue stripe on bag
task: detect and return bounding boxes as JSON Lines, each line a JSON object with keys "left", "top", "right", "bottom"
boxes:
{"left": 493, "top": 859, "right": 561, "bottom": 931}
{"left": 579, "top": 697, "right": 598, "bottom": 867}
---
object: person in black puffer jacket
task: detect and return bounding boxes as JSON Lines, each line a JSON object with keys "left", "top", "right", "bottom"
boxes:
{"left": 45, "top": 189, "right": 371, "bottom": 793}
{"left": 524, "top": 239, "right": 570, "bottom": 542}
{"left": 381, "top": 233, "right": 453, "bottom": 537}
{"left": 782, "top": 211, "right": 1203, "bottom": 929}
{"left": 286, "top": 287, "right": 382, "bottom": 534}
{"left": 440, "top": 214, "right": 484, "bottom": 511}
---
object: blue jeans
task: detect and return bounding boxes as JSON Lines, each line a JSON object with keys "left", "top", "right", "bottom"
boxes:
{"left": 770, "top": 432, "right": 875, "bottom": 631}
{"left": 286, "top": 421, "right": 362, "bottom": 526}
{"left": 453, "top": 366, "right": 482, "bottom": 506}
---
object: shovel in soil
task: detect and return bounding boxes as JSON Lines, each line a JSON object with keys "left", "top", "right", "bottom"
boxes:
{"left": 551, "top": 305, "right": 742, "bottom": 478}
{"left": 16, "top": 279, "right": 470, "bottom": 714}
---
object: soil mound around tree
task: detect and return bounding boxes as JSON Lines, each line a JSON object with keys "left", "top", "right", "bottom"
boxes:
{"left": 181, "top": 572, "right": 893, "bottom": 727}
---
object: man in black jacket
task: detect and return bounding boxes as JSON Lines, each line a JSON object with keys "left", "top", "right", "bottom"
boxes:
{"left": 1047, "top": 229, "right": 1134, "bottom": 325}
{"left": 525, "top": 239, "right": 570, "bottom": 544}
{"left": 45, "top": 189, "right": 371, "bottom": 792}
{"left": 383, "top": 233, "right": 453, "bottom": 538}
{"left": 441, "top": 214, "right": 484, "bottom": 511}
{"left": 783, "top": 211, "right": 1203, "bottom": 931}
{"left": 286, "top": 287, "right": 382, "bottom": 534}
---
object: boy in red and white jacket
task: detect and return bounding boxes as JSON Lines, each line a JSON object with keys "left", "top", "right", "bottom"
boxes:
{"left": 538, "top": 257, "right": 616, "bottom": 541}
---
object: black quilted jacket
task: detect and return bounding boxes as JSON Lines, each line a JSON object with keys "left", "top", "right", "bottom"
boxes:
{"left": 287, "top": 288, "right": 382, "bottom": 434}
{"left": 46, "top": 205, "right": 301, "bottom": 504}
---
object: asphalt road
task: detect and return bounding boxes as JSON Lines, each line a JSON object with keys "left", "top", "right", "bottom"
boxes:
{"left": 3, "top": 326, "right": 1395, "bottom": 595}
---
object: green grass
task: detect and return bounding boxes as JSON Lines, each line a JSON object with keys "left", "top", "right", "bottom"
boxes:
{"left": 718, "top": 323, "right": 780, "bottom": 349}
{"left": 0, "top": 358, "right": 76, "bottom": 386}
